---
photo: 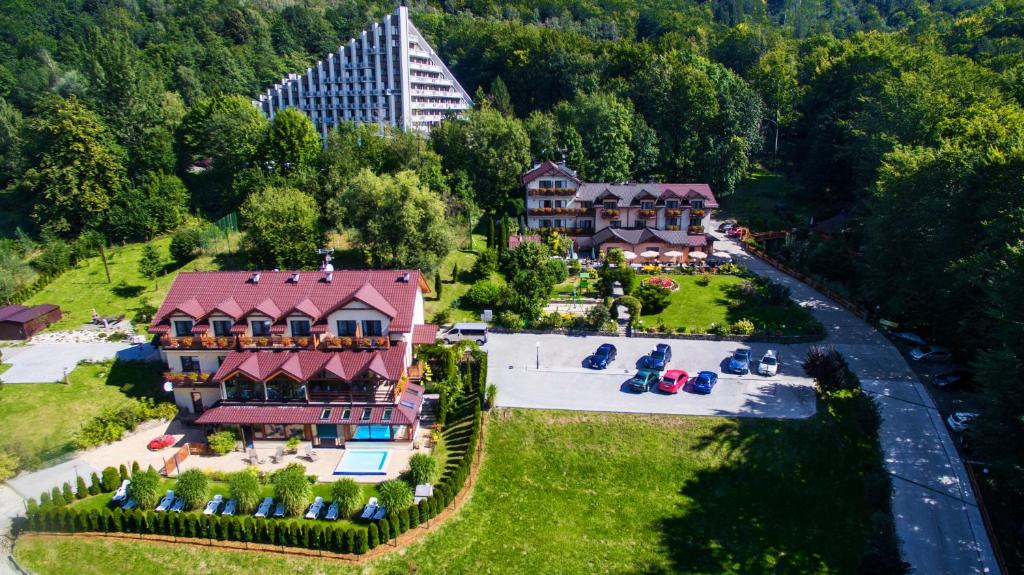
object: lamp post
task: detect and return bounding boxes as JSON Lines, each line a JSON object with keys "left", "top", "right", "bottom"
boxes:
{"left": 536, "top": 341, "right": 540, "bottom": 370}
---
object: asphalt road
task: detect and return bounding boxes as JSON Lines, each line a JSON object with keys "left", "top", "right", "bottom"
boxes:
{"left": 0, "top": 342, "right": 156, "bottom": 383}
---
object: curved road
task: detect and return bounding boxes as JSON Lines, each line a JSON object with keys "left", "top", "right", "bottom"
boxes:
{"left": 715, "top": 230, "right": 998, "bottom": 574}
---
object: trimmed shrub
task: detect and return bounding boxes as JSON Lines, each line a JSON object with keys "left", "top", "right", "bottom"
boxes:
{"left": 101, "top": 467, "right": 120, "bottom": 492}
{"left": 378, "top": 518, "right": 391, "bottom": 542}
{"left": 408, "top": 503, "right": 420, "bottom": 528}
{"left": 398, "top": 508, "right": 410, "bottom": 533}
{"left": 353, "top": 528, "right": 368, "bottom": 554}
{"left": 207, "top": 430, "right": 238, "bottom": 456}
{"left": 39, "top": 491, "right": 51, "bottom": 508}
{"left": 50, "top": 487, "right": 65, "bottom": 507}
{"left": 118, "top": 464, "right": 129, "bottom": 482}
{"left": 131, "top": 461, "right": 141, "bottom": 475}
{"left": 367, "top": 522, "right": 379, "bottom": 549}
{"left": 61, "top": 482, "right": 74, "bottom": 503}
{"left": 407, "top": 453, "right": 435, "bottom": 486}
{"left": 75, "top": 476, "right": 88, "bottom": 499}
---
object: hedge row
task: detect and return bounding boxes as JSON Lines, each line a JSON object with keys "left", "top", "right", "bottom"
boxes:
{"left": 22, "top": 353, "right": 487, "bottom": 556}
{"left": 4, "top": 271, "right": 60, "bottom": 305}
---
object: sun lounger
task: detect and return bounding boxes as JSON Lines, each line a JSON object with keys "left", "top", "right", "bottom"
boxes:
{"left": 273, "top": 501, "right": 285, "bottom": 518}
{"left": 221, "top": 498, "right": 237, "bottom": 516}
{"left": 413, "top": 484, "right": 434, "bottom": 504}
{"left": 359, "top": 497, "right": 378, "bottom": 520}
{"left": 169, "top": 497, "right": 184, "bottom": 512}
{"left": 247, "top": 448, "right": 264, "bottom": 465}
{"left": 305, "top": 496, "right": 324, "bottom": 519}
{"left": 371, "top": 505, "right": 386, "bottom": 521}
{"left": 305, "top": 446, "right": 318, "bottom": 462}
{"left": 121, "top": 498, "right": 137, "bottom": 510}
{"left": 155, "top": 490, "right": 175, "bottom": 512}
{"left": 254, "top": 496, "right": 273, "bottom": 518}
{"left": 111, "top": 480, "right": 130, "bottom": 503}
{"left": 203, "top": 494, "right": 223, "bottom": 516}
{"left": 270, "top": 446, "right": 284, "bottom": 464}
{"left": 324, "top": 500, "right": 340, "bottom": 521}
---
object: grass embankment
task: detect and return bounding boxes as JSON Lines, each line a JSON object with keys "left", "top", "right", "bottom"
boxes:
{"left": 0, "top": 360, "right": 164, "bottom": 468}
{"left": 638, "top": 274, "right": 822, "bottom": 335}
{"left": 425, "top": 234, "right": 502, "bottom": 324}
{"left": 24, "top": 236, "right": 225, "bottom": 332}
{"left": 19, "top": 405, "right": 892, "bottom": 574}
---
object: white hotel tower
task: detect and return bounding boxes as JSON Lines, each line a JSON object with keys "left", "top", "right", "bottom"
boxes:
{"left": 254, "top": 6, "right": 473, "bottom": 137}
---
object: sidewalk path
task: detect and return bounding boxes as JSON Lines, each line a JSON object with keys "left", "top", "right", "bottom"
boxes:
{"left": 715, "top": 229, "right": 998, "bottom": 575}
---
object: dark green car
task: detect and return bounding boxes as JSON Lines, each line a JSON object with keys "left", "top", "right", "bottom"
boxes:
{"left": 629, "top": 368, "right": 660, "bottom": 393}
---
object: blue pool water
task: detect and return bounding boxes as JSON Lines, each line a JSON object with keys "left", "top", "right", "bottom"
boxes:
{"left": 334, "top": 450, "right": 389, "bottom": 475}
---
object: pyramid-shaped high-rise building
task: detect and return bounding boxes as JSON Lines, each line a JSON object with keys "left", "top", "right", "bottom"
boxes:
{"left": 254, "top": 6, "right": 473, "bottom": 137}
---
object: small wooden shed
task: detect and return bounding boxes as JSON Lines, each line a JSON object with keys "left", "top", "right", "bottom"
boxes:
{"left": 0, "top": 304, "right": 62, "bottom": 340}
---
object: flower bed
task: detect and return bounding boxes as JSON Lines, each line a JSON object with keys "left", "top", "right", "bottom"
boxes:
{"left": 646, "top": 276, "right": 678, "bottom": 291}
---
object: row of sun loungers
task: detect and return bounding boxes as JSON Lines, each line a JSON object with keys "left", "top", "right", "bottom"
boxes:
{"left": 359, "top": 497, "right": 386, "bottom": 521}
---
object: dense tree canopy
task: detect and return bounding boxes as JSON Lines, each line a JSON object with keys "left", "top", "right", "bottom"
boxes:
{"left": 240, "top": 186, "right": 320, "bottom": 269}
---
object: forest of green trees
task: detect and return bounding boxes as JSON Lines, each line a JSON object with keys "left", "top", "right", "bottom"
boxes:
{"left": 0, "top": 0, "right": 1022, "bottom": 562}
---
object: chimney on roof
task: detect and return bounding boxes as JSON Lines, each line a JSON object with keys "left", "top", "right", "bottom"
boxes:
{"left": 250, "top": 272, "right": 261, "bottom": 284}
{"left": 291, "top": 272, "right": 300, "bottom": 283}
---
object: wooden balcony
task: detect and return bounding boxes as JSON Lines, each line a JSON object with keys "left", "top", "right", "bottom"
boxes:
{"left": 164, "top": 371, "right": 216, "bottom": 387}
{"left": 237, "top": 335, "right": 316, "bottom": 350}
{"left": 307, "top": 385, "right": 394, "bottom": 403}
{"left": 319, "top": 336, "right": 391, "bottom": 351}
{"left": 528, "top": 187, "right": 576, "bottom": 196}
{"left": 528, "top": 207, "right": 593, "bottom": 216}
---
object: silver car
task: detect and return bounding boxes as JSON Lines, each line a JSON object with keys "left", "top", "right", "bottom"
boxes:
{"left": 909, "top": 345, "right": 952, "bottom": 363}
{"left": 946, "top": 412, "right": 978, "bottom": 433}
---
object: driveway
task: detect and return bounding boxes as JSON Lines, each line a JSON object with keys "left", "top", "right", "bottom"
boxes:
{"left": 487, "top": 334, "right": 816, "bottom": 419}
{"left": 0, "top": 343, "right": 157, "bottom": 383}
{"left": 712, "top": 229, "right": 998, "bottom": 574}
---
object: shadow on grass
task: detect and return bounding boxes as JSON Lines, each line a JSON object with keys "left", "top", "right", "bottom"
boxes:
{"left": 103, "top": 359, "right": 167, "bottom": 400}
{"left": 636, "top": 390, "right": 896, "bottom": 575}
{"left": 721, "top": 282, "right": 822, "bottom": 335}
{"left": 111, "top": 282, "right": 145, "bottom": 298}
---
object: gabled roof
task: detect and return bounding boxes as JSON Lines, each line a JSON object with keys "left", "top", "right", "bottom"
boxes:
{"left": 0, "top": 304, "right": 59, "bottom": 324}
{"left": 212, "top": 345, "right": 408, "bottom": 384}
{"left": 577, "top": 183, "right": 718, "bottom": 208}
{"left": 591, "top": 227, "right": 714, "bottom": 247}
{"left": 519, "top": 160, "right": 581, "bottom": 186}
{"left": 150, "top": 270, "right": 425, "bottom": 335}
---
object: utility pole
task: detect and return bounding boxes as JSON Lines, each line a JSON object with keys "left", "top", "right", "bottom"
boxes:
{"left": 98, "top": 242, "right": 111, "bottom": 284}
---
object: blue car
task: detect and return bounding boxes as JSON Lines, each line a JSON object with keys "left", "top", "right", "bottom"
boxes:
{"left": 691, "top": 371, "right": 719, "bottom": 394}
{"left": 590, "top": 343, "right": 617, "bottom": 369}
{"left": 727, "top": 349, "right": 752, "bottom": 374}
{"left": 643, "top": 343, "right": 673, "bottom": 371}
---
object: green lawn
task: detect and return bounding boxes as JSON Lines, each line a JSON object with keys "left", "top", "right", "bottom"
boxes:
{"left": 638, "top": 274, "right": 822, "bottom": 335}
{"left": 0, "top": 360, "right": 165, "bottom": 469}
{"left": 19, "top": 405, "right": 891, "bottom": 574}
{"left": 424, "top": 234, "right": 493, "bottom": 324}
{"left": 25, "top": 237, "right": 225, "bottom": 332}
{"left": 718, "top": 169, "right": 811, "bottom": 232}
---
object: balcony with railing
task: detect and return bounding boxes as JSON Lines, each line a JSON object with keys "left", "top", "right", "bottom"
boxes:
{"left": 688, "top": 225, "right": 705, "bottom": 235}
{"left": 237, "top": 335, "right": 317, "bottom": 350}
{"left": 307, "top": 381, "right": 394, "bottom": 403}
{"left": 527, "top": 207, "right": 593, "bottom": 216}
{"left": 319, "top": 336, "right": 391, "bottom": 351}
{"left": 666, "top": 209, "right": 684, "bottom": 217}
{"left": 601, "top": 208, "right": 620, "bottom": 218}
{"left": 164, "top": 371, "right": 216, "bottom": 387}
{"left": 638, "top": 209, "right": 657, "bottom": 219}
{"left": 528, "top": 187, "right": 577, "bottom": 196}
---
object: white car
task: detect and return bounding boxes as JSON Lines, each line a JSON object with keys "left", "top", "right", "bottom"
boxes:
{"left": 946, "top": 412, "right": 978, "bottom": 433}
{"left": 758, "top": 350, "right": 779, "bottom": 376}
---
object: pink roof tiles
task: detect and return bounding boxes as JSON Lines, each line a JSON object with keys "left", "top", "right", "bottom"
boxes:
{"left": 211, "top": 344, "right": 408, "bottom": 384}
{"left": 149, "top": 270, "right": 426, "bottom": 335}
{"left": 412, "top": 324, "right": 438, "bottom": 345}
{"left": 519, "top": 160, "right": 581, "bottom": 186}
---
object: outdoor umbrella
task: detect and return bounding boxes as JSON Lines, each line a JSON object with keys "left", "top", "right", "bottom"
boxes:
{"left": 640, "top": 250, "right": 659, "bottom": 259}
{"left": 663, "top": 250, "right": 683, "bottom": 258}
{"left": 622, "top": 251, "right": 637, "bottom": 260}
{"left": 711, "top": 251, "right": 733, "bottom": 260}
{"left": 689, "top": 251, "right": 708, "bottom": 260}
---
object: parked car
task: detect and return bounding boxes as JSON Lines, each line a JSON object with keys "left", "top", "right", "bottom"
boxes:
{"left": 946, "top": 412, "right": 978, "bottom": 433}
{"left": 441, "top": 322, "right": 488, "bottom": 344}
{"left": 909, "top": 345, "right": 952, "bottom": 363}
{"left": 590, "top": 343, "right": 617, "bottom": 369}
{"left": 658, "top": 369, "right": 689, "bottom": 394}
{"left": 691, "top": 371, "right": 719, "bottom": 394}
{"left": 758, "top": 350, "right": 779, "bottom": 376}
{"left": 892, "top": 332, "right": 928, "bottom": 346}
{"left": 643, "top": 344, "right": 673, "bottom": 371}
{"left": 717, "top": 221, "right": 737, "bottom": 232}
{"left": 727, "top": 227, "right": 744, "bottom": 238}
{"left": 629, "top": 369, "right": 661, "bottom": 393}
{"left": 727, "top": 348, "right": 752, "bottom": 374}
{"left": 933, "top": 370, "right": 974, "bottom": 390}
{"left": 147, "top": 434, "right": 175, "bottom": 451}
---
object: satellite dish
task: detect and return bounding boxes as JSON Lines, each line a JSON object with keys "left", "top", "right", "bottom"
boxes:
{"left": 163, "top": 381, "right": 174, "bottom": 393}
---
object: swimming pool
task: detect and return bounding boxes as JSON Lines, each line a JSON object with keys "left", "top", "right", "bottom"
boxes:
{"left": 334, "top": 449, "right": 389, "bottom": 475}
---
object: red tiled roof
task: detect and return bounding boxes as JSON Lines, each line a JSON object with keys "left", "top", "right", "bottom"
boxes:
{"left": 194, "top": 398, "right": 420, "bottom": 426}
{"left": 211, "top": 344, "right": 408, "bottom": 383}
{"left": 519, "top": 160, "right": 581, "bottom": 186}
{"left": 150, "top": 270, "right": 424, "bottom": 335}
{"left": 0, "top": 304, "right": 59, "bottom": 324}
{"left": 411, "top": 324, "right": 438, "bottom": 345}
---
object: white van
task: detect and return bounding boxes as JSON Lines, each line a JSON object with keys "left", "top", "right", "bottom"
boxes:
{"left": 441, "top": 323, "right": 488, "bottom": 344}
{"left": 758, "top": 350, "right": 779, "bottom": 376}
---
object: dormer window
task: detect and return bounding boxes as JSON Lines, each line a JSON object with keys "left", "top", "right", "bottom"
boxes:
{"left": 174, "top": 320, "right": 194, "bottom": 337}
{"left": 603, "top": 201, "right": 617, "bottom": 209}
{"left": 362, "top": 320, "right": 383, "bottom": 336}
{"left": 212, "top": 320, "right": 232, "bottom": 337}
{"left": 690, "top": 200, "right": 704, "bottom": 209}
{"left": 641, "top": 201, "right": 654, "bottom": 210}
{"left": 666, "top": 200, "right": 679, "bottom": 209}
{"left": 382, "top": 408, "right": 393, "bottom": 421}
{"left": 360, "top": 407, "right": 372, "bottom": 421}
{"left": 290, "top": 320, "right": 311, "bottom": 336}
{"left": 251, "top": 320, "right": 271, "bottom": 336}
{"left": 337, "top": 320, "right": 357, "bottom": 336}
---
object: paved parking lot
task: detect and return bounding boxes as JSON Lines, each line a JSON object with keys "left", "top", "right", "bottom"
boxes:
{"left": 0, "top": 343, "right": 157, "bottom": 383}
{"left": 485, "top": 333, "right": 817, "bottom": 419}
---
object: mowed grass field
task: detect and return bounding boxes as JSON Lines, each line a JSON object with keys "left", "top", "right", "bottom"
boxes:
{"left": 24, "top": 236, "right": 225, "bottom": 332}
{"left": 638, "top": 274, "right": 822, "bottom": 335}
{"left": 0, "top": 360, "right": 164, "bottom": 467}
{"left": 18, "top": 407, "right": 883, "bottom": 575}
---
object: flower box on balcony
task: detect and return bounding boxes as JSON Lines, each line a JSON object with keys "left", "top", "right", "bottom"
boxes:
{"left": 200, "top": 337, "right": 217, "bottom": 349}
{"left": 530, "top": 187, "right": 575, "bottom": 195}
{"left": 601, "top": 209, "right": 620, "bottom": 218}
{"left": 279, "top": 336, "right": 293, "bottom": 347}
{"left": 688, "top": 225, "right": 705, "bottom": 235}
{"left": 296, "top": 336, "right": 310, "bottom": 348}
{"left": 638, "top": 209, "right": 657, "bottom": 218}
{"left": 160, "top": 335, "right": 179, "bottom": 348}
{"left": 691, "top": 209, "right": 705, "bottom": 217}
{"left": 215, "top": 336, "right": 232, "bottom": 349}
{"left": 257, "top": 337, "right": 270, "bottom": 347}
{"left": 239, "top": 336, "right": 255, "bottom": 348}
{"left": 665, "top": 225, "right": 680, "bottom": 231}
{"left": 666, "top": 209, "right": 683, "bottom": 217}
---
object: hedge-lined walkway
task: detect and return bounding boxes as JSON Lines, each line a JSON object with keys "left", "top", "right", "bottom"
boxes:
{"left": 15, "top": 419, "right": 486, "bottom": 565}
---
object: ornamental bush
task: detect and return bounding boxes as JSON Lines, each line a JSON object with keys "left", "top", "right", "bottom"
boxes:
{"left": 62, "top": 482, "right": 74, "bottom": 503}
{"left": 228, "top": 469, "right": 261, "bottom": 514}
{"left": 802, "top": 345, "right": 852, "bottom": 392}
{"left": 101, "top": 467, "right": 120, "bottom": 492}
{"left": 732, "top": 318, "right": 756, "bottom": 335}
{"left": 89, "top": 473, "right": 101, "bottom": 495}
{"left": 367, "top": 522, "right": 379, "bottom": 549}
{"left": 127, "top": 468, "right": 161, "bottom": 509}
{"left": 330, "top": 479, "right": 361, "bottom": 518}
{"left": 353, "top": 527, "right": 368, "bottom": 554}
{"left": 75, "top": 476, "right": 88, "bottom": 499}
{"left": 50, "top": 487, "right": 65, "bottom": 507}
{"left": 176, "top": 469, "right": 209, "bottom": 511}
{"left": 377, "top": 480, "right": 413, "bottom": 517}
{"left": 407, "top": 453, "right": 435, "bottom": 486}
{"left": 273, "top": 463, "right": 312, "bottom": 516}
{"left": 378, "top": 518, "right": 391, "bottom": 542}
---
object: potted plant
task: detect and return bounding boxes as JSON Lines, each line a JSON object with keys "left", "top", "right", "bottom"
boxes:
{"left": 257, "top": 337, "right": 270, "bottom": 347}
{"left": 239, "top": 336, "right": 254, "bottom": 347}
{"left": 285, "top": 436, "right": 300, "bottom": 454}
{"left": 359, "top": 337, "right": 372, "bottom": 348}
{"left": 216, "top": 336, "right": 231, "bottom": 348}
{"left": 375, "top": 336, "right": 388, "bottom": 347}
{"left": 280, "top": 336, "right": 293, "bottom": 347}
{"left": 339, "top": 336, "right": 352, "bottom": 347}
{"left": 180, "top": 336, "right": 194, "bottom": 348}
{"left": 296, "top": 336, "right": 309, "bottom": 348}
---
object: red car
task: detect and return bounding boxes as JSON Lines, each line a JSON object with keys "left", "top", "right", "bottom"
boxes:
{"left": 658, "top": 369, "right": 689, "bottom": 393}
{"left": 727, "top": 227, "right": 745, "bottom": 238}
{"left": 147, "top": 434, "right": 175, "bottom": 451}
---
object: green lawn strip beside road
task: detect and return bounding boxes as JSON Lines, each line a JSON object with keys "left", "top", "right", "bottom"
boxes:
{"left": 21, "top": 406, "right": 890, "bottom": 574}
{"left": 24, "top": 237, "right": 223, "bottom": 332}
{"left": 0, "top": 360, "right": 164, "bottom": 469}
{"left": 638, "top": 274, "right": 821, "bottom": 335}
